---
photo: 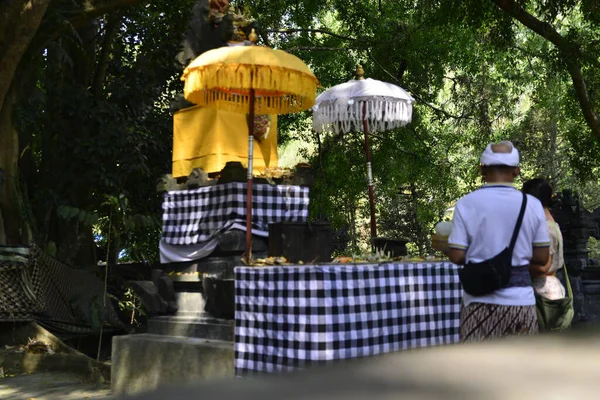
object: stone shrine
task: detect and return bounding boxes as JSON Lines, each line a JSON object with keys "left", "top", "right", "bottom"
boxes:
{"left": 111, "top": 0, "right": 325, "bottom": 393}
{"left": 111, "top": 2, "right": 258, "bottom": 395}
{"left": 550, "top": 189, "right": 600, "bottom": 324}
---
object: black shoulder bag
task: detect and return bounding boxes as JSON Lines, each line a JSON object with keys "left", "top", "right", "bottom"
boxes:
{"left": 458, "top": 193, "right": 527, "bottom": 296}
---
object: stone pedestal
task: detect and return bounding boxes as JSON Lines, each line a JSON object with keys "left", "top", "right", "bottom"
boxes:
{"left": 111, "top": 334, "right": 233, "bottom": 396}
{"left": 113, "top": 218, "right": 278, "bottom": 394}
{"left": 174, "top": 291, "right": 206, "bottom": 316}
{"left": 161, "top": 230, "right": 261, "bottom": 319}
{"left": 147, "top": 314, "right": 234, "bottom": 341}
{"left": 111, "top": 310, "right": 234, "bottom": 396}
{"left": 112, "top": 232, "right": 240, "bottom": 396}
{"left": 551, "top": 189, "right": 600, "bottom": 324}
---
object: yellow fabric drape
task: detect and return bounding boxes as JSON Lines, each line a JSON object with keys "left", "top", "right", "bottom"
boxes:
{"left": 172, "top": 105, "right": 278, "bottom": 177}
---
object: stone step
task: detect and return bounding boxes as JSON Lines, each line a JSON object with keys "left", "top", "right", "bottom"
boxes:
{"left": 111, "top": 334, "right": 234, "bottom": 396}
{"left": 147, "top": 315, "right": 234, "bottom": 342}
{"left": 174, "top": 291, "right": 206, "bottom": 314}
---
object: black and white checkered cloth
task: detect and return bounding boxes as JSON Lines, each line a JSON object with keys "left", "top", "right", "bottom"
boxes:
{"left": 162, "top": 182, "right": 310, "bottom": 245}
{"left": 234, "top": 262, "right": 461, "bottom": 376}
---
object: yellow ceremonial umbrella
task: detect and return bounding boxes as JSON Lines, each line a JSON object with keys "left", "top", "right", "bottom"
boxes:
{"left": 181, "top": 38, "right": 318, "bottom": 262}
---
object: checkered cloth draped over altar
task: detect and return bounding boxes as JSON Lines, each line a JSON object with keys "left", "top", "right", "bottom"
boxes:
{"left": 162, "top": 182, "right": 310, "bottom": 246}
{"left": 234, "top": 262, "right": 462, "bottom": 376}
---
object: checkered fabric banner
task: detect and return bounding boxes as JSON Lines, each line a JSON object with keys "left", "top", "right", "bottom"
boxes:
{"left": 0, "top": 245, "right": 42, "bottom": 321}
{"left": 234, "top": 262, "right": 461, "bottom": 376}
{"left": 162, "top": 182, "right": 310, "bottom": 246}
{"left": 0, "top": 245, "right": 123, "bottom": 334}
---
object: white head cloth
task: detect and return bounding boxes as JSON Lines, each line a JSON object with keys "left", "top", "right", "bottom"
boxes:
{"left": 480, "top": 141, "right": 520, "bottom": 166}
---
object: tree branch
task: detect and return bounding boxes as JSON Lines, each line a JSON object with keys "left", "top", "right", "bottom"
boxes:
{"left": 64, "top": 0, "right": 146, "bottom": 29}
{"left": 266, "top": 28, "right": 364, "bottom": 44}
{"left": 259, "top": 31, "right": 272, "bottom": 48}
{"left": 92, "top": 12, "right": 121, "bottom": 98}
{"left": 492, "top": 0, "right": 569, "bottom": 50}
{"left": 28, "top": 0, "right": 147, "bottom": 58}
{"left": 368, "top": 132, "right": 438, "bottom": 166}
{"left": 287, "top": 46, "right": 356, "bottom": 52}
{"left": 511, "top": 44, "right": 553, "bottom": 61}
{"left": 564, "top": 61, "right": 600, "bottom": 138}
{"left": 492, "top": 0, "right": 600, "bottom": 142}
{"left": 367, "top": 52, "right": 472, "bottom": 121}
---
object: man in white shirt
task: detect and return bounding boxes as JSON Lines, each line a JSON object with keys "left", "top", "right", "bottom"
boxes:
{"left": 446, "top": 141, "right": 550, "bottom": 342}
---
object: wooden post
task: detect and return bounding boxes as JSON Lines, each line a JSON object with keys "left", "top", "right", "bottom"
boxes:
{"left": 245, "top": 89, "right": 256, "bottom": 263}
{"left": 362, "top": 102, "right": 377, "bottom": 243}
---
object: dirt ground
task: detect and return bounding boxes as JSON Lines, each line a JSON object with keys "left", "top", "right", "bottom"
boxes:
{"left": 0, "top": 372, "right": 112, "bottom": 399}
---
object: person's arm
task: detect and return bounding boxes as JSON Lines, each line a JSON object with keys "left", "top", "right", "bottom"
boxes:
{"left": 447, "top": 203, "right": 469, "bottom": 266}
{"left": 530, "top": 247, "right": 551, "bottom": 277}
{"left": 448, "top": 248, "right": 467, "bottom": 265}
{"left": 529, "top": 201, "right": 551, "bottom": 276}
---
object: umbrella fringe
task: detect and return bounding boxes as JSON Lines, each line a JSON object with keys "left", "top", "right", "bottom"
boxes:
{"left": 183, "top": 64, "right": 318, "bottom": 115}
{"left": 313, "top": 99, "right": 413, "bottom": 134}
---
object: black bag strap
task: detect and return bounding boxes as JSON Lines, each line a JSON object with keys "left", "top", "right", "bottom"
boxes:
{"left": 509, "top": 193, "right": 527, "bottom": 253}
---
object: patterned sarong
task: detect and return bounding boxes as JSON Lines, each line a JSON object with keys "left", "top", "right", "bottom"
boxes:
{"left": 460, "top": 303, "right": 538, "bottom": 342}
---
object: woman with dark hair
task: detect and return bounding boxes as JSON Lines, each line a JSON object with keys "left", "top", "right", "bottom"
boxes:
{"left": 522, "top": 178, "right": 566, "bottom": 300}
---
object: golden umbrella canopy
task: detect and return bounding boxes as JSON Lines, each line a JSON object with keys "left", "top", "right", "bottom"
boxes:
{"left": 182, "top": 45, "right": 318, "bottom": 115}
{"left": 181, "top": 42, "right": 319, "bottom": 262}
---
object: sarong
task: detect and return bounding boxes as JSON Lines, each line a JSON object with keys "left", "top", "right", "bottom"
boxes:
{"left": 460, "top": 303, "right": 538, "bottom": 343}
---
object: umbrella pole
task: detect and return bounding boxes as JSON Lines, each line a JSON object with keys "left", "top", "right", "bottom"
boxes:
{"left": 362, "top": 102, "right": 377, "bottom": 244}
{"left": 245, "top": 89, "right": 256, "bottom": 264}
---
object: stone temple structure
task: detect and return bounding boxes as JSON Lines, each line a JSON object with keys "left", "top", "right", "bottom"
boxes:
{"left": 112, "top": 2, "right": 263, "bottom": 395}
{"left": 550, "top": 189, "right": 600, "bottom": 324}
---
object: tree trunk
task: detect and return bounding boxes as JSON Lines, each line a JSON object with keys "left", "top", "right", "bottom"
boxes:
{"left": 0, "top": 85, "right": 31, "bottom": 245}
{"left": 0, "top": 207, "right": 5, "bottom": 245}
{"left": 549, "top": 119, "right": 558, "bottom": 183}
{"left": 0, "top": 1, "right": 51, "bottom": 245}
{"left": 92, "top": 13, "right": 122, "bottom": 98}
{"left": 408, "top": 182, "right": 425, "bottom": 256}
{"left": 479, "top": 61, "right": 492, "bottom": 139}
{"left": 0, "top": 0, "right": 51, "bottom": 114}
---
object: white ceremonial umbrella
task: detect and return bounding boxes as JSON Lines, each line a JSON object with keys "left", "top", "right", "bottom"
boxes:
{"left": 313, "top": 65, "right": 414, "bottom": 242}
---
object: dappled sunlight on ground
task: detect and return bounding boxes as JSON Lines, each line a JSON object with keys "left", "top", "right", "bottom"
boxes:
{"left": 0, "top": 372, "right": 111, "bottom": 399}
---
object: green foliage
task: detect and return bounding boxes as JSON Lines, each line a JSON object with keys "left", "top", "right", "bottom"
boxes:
{"left": 12, "top": 1, "right": 193, "bottom": 263}
{"left": 57, "top": 205, "right": 99, "bottom": 227}
{"left": 108, "top": 288, "right": 146, "bottom": 327}
{"left": 97, "top": 194, "right": 161, "bottom": 263}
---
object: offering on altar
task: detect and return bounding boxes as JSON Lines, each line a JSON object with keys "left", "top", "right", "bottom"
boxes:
{"left": 432, "top": 221, "right": 452, "bottom": 253}
{"left": 332, "top": 252, "right": 443, "bottom": 264}
{"left": 435, "top": 221, "right": 452, "bottom": 236}
{"left": 258, "top": 167, "right": 293, "bottom": 180}
{"left": 243, "top": 256, "right": 292, "bottom": 266}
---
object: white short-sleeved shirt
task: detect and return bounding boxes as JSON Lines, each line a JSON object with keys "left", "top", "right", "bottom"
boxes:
{"left": 448, "top": 183, "right": 550, "bottom": 306}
